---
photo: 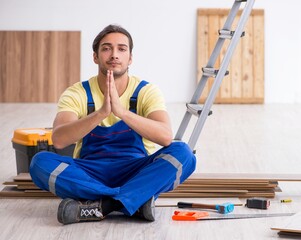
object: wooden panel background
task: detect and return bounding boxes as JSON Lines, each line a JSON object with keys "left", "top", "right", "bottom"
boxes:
{"left": 0, "top": 31, "right": 80, "bottom": 102}
{"left": 197, "top": 9, "right": 264, "bottom": 103}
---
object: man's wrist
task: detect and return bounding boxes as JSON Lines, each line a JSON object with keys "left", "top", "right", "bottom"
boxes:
{"left": 117, "top": 108, "right": 129, "bottom": 120}
{"left": 94, "top": 110, "right": 109, "bottom": 121}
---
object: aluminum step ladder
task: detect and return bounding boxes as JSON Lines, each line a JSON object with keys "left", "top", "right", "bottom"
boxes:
{"left": 174, "top": 0, "right": 256, "bottom": 151}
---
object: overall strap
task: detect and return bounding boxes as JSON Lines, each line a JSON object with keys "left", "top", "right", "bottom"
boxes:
{"left": 129, "top": 80, "right": 149, "bottom": 113}
{"left": 82, "top": 80, "right": 95, "bottom": 115}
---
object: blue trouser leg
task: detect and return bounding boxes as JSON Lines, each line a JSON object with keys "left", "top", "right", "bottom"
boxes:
{"left": 30, "top": 141, "right": 196, "bottom": 216}
{"left": 29, "top": 152, "right": 120, "bottom": 200}
{"left": 115, "top": 141, "right": 196, "bottom": 215}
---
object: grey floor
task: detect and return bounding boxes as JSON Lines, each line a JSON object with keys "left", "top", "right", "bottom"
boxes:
{"left": 1, "top": 103, "right": 301, "bottom": 239}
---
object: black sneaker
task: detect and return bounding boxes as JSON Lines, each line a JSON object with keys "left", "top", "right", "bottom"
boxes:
{"left": 57, "top": 198, "right": 104, "bottom": 225}
{"left": 134, "top": 196, "right": 155, "bottom": 222}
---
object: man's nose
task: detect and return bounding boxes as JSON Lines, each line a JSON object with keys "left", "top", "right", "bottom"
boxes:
{"left": 111, "top": 48, "right": 119, "bottom": 59}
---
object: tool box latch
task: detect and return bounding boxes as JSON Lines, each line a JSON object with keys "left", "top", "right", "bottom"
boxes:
{"left": 37, "top": 140, "right": 51, "bottom": 152}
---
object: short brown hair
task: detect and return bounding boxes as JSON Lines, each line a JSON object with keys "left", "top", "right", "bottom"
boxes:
{"left": 92, "top": 25, "right": 134, "bottom": 54}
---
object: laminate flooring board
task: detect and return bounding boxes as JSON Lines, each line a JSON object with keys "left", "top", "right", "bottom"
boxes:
{"left": 190, "top": 173, "right": 301, "bottom": 181}
{"left": 271, "top": 212, "right": 301, "bottom": 235}
{"left": 1, "top": 103, "right": 301, "bottom": 240}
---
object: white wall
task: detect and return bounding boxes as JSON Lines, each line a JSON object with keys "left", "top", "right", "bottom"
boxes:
{"left": 0, "top": 0, "right": 300, "bottom": 103}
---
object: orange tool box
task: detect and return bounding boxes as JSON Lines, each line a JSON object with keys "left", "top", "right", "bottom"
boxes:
{"left": 12, "top": 128, "right": 75, "bottom": 174}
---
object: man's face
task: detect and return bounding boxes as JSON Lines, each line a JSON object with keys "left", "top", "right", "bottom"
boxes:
{"left": 94, "top": 32, "right": 132, "bottom": 78}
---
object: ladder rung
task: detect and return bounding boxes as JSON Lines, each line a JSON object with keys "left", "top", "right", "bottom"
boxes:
{"left": 219, "top": 29, "right": 245, "bottom": 39}
{"left": 202, "top": 67, "right": 229, "bottom": 78}
{"left": 186, "top": 104, "right": 213, "bottom": 117}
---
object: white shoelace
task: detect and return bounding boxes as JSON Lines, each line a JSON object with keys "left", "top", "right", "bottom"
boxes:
{"left": 80, "top": 208, "right": 102, "bottom": 218}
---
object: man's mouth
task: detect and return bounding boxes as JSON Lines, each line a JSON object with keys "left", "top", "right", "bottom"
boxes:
{"left": 107, "top": 61, "right": 120, "bottom": 66}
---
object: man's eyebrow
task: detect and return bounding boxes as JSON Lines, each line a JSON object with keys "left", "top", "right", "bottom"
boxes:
{"left": 100, "top": 43, "right": 128, "bottom": 48}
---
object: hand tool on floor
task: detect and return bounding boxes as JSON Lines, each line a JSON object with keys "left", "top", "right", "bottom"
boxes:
{"left": 172, "top": 211, "right": 295, "bottom": 221}
{"left": 172, "top": 211, "right": 209, "bottom": 221}
{"left": 202, "top": 212, "right": 295, "bottom": 220}
{"left": 177, "top": 201, "right": 234, "bottom": 214}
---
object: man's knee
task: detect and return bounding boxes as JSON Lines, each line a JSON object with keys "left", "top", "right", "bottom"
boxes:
{"left": 30, "top": 151, "right": 47, "bottom": 169}
{"left": 168, "top": 141, "right": 195, "bottom": 158}
{"left": 160, "top": 141, "right": 196, "bottom": 183}
{"left": 163, "top": 142, "right": 196, "bottom": 167}
{"left": 29, "top": 151, "right": 66, "bottom": 177}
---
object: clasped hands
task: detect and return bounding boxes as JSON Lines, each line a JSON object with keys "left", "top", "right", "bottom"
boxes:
{"left": 99, "top": 70, "right": 126, "bottom": 119}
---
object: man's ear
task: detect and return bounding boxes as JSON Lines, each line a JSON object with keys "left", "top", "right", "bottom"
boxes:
{"left": 93, "top": 52, "right": 99, "bottom": 64}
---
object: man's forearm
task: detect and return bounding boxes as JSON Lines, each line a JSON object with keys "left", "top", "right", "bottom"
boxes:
{"left": 120, "top": 110, "right": 173, "bottom": 147}
{"left": 52, "top": 111, "right": 107, "bottom": 149}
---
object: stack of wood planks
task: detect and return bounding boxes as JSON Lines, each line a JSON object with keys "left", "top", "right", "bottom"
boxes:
{"left": 0, "top": 173, "right": 56, "bottom": 198}
{"left": 160, "top": 173, "right": 284, "bottom": 198}
{"left": 1, "top": 173, "right": 301, "bottom": 199}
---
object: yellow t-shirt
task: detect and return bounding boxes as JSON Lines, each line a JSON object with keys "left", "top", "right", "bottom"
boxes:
{"left": 57, "top": 75, "right": 167, "bottom": 158}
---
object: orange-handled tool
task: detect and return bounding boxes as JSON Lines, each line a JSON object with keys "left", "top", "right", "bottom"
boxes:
{"left": 172, "top": 211, "right": 209, "bottom": 221}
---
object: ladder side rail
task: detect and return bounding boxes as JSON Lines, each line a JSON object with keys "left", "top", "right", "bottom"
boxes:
{"left": 223, "top": 0, "right": 243, "bottom": 32}
{"left": 201, "top": 0, "right": 242, "bottom": 72}
{"left": 190, "top": 37, "right": 226, "bottom": 104}
{"left": 174, "top": 111, "right": 193, "bottom": 140}
{"left": 188, "top": 0, "right": 255, "bottom": 150}
{"left": 187, "top": 107, "right": 210, "bottom": 149}
{"left": 190, "top": 75, "right": 210, "bottom": 104}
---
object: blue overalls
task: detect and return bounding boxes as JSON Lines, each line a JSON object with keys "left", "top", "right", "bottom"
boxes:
{"left": 30, "top": 80, "right": 196, "bottom": 216}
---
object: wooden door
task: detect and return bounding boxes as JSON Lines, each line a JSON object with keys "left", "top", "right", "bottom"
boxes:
{"left": 0, "top": 31, "right": 80, "bottom": 102}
